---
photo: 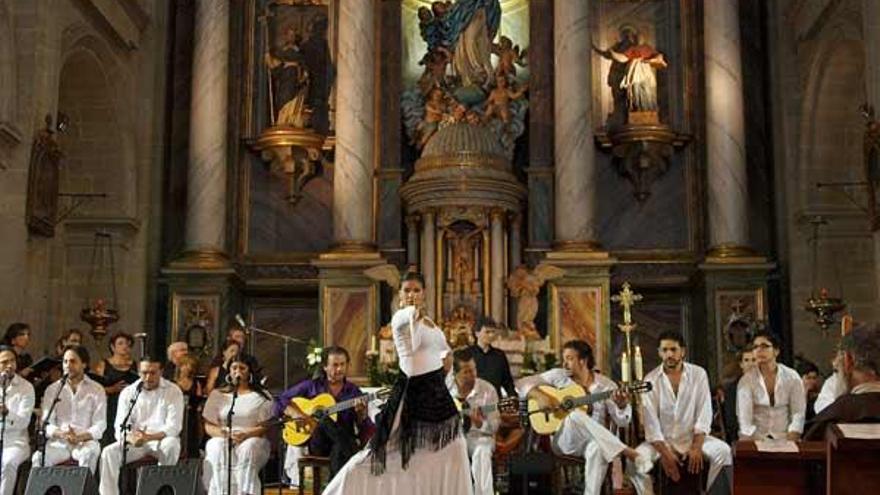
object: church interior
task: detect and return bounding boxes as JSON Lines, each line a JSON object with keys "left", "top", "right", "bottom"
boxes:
{"left": 1, "top": 0, "right": 880, "bottom": 493}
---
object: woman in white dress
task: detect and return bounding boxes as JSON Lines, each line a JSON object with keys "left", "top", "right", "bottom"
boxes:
{"left": 323, "top": 272, "right": 473, "bottom": 495}
{"left": 202, "top": 354, "right": 273, "bottom": 495}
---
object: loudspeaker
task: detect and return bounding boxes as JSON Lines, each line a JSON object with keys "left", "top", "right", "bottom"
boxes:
{"left": 508, "top": 452, "right": 555, "bottom": 495}
{"left": 135, "top": 459, "right": 202, "bottom": 495}
{"left": 24, "top": 466, "right": 95, "bottom": 495}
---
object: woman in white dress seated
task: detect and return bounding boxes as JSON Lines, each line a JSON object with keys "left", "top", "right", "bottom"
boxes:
{"left": 202, "top": 354, "right": 273, "bottom": 495}
{"left": 324, "top": 271, "right": 473, "bottom": 494}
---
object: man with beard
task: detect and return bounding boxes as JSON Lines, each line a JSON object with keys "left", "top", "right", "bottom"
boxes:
{"left": 804, "top": 322, "right": 880, "bottom": 439}
{"left": 447, "top": 348, "right": 499, "bottom": 495}
{"left": 517, "top": 340, "right": 647, "bottom": 495}
{"left": 627, "top": 331, "right": 732, "bottom": 495}
{"left": 0, "top": 345, "right": 34, "bottom": 495}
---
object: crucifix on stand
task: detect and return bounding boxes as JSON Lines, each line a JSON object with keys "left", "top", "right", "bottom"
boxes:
{"left": 612, "top": 282, "right": 644, "bottom": 383}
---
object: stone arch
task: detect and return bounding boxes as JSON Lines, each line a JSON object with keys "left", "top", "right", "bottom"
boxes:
{"left": 56, "top": 28, "right": 136, "bottom": 217}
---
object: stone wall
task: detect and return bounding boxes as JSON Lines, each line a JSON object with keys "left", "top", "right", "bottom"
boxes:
{"left": 0, "top": 0, "right": 168, "bottom": 359}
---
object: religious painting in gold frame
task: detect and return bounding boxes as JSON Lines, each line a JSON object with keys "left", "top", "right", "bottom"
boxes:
{"left": 714, "top": 288, "right": 765, "bottom": 379}
{"left": 170, "top": 294, "right": 220, "bottom": 366}
{"left": 322, "top": 285, "right": 377, "bottom": 381}
{"left": 550, "top": 285, "right": 606, "bottom": 371}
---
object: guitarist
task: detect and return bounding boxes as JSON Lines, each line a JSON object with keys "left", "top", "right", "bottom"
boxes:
{"left": 447, "top": 348, "right": 501, "bottom": 495}
{"left": 516, "top": 340, "right": 649, "bottom": 495}
{"left": 273, "top": 346, "right": 375, "bottom": 487}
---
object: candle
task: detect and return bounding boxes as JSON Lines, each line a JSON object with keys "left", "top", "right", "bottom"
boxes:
{"left": 634, "top": 345, "right": 644, "bottom": 381}
{"left": 621, "top": 352, "right": 630, "bottom": 383}
{"left": 371, "top": 335, "right": 377, "bottom": 352}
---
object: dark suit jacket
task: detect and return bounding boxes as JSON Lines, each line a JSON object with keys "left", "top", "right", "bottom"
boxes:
{"left": 803, "top": 391, "right": 880, "bottom": 440}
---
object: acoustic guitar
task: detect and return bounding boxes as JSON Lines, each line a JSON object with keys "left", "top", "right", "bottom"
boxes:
{"left": 282, "top": 387, "right": 391, "bottom": 446}
{"left": 527, "top": 381, "right": 652, "bottom": 435}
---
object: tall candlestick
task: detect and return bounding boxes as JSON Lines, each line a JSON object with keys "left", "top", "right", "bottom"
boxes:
{"left": 371, "top": 335, "right": 377, "bottom": 352}
{"left": 634, "top": 345, "right": 644, "bottom": 381}
{"left": 621, "top": 352, "right": 631, "bottom": 383}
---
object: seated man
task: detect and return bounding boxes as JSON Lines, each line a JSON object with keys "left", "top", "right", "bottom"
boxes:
{"left": 737, "top": 331, "right": 806, "bottom": 440}
{"left": 804, "top": 322, "right": 880, "bottom": 439}
{"left": 797, "top": 357, "right": 822, "bottom": 421}
{"left": 0, "top": 345, "right": 34, "bottom": 495}
{"left": 33, "top": 345, "right": 106, "bottom": 474}
{"left": 163, "top": 341, "right": 189, "bottom": 380}
{"left": 815, "top": 353, "right": 848, "bottom": 414}
{"left": 99, "top": 356, "right": 185, "bottom": 495}
{"left": 447, "top": 348, "right": 500, "bottom": 495}
{"left": 275, "top": 346, "right": 374, "bottom": 487}
{"left": 627, "top": 331, "right": 732, "bottom": 495}
{"left": 517, "top": 340, "right": 644, "bottom": 495}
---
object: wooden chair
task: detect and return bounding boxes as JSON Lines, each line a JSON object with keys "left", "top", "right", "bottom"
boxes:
{"left": 297, "top": 455, "right": 330, "bottom": 495}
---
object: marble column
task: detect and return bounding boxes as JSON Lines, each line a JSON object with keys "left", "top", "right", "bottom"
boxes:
{"left": 705, "top": 0, "right": 750, "bottom": 255}
{"left": 406, "top": 214, "right": 420, "bottom": 268}
{"left": 421, "top": 210, "right": 436, "bottom": 317}
{"left": 185, "top": 0, "right": 228, "bottom": 261}
{"left": 333, "top": 0, "right": 375, "bottom": 250}
{"left": 554, "top": 0, "right": 599, "bottom": 250}
{"left": 509, "top": 213, "right": 522, "bottom": 271}
{"left": 490, "top": 210, "right": 505, "bottom": 321}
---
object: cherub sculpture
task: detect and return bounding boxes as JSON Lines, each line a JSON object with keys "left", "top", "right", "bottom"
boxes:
{"left": 492, "top": 36, "right": 527, "bottom": 80}
{"left": 416, "top": 88, "right": 448, "bottom": 148}
{"left": 507, "top": 263, "right": 565, "bottom": 340}
{"left": 483, "top": 75, "right": 527, "bottom": 124}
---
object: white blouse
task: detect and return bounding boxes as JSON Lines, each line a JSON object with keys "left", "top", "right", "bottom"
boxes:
{"left": 391, "top": 306, "right": 450, "bottom": 377}
{"left": 202, "top": 389, "right": 273, "bottom": 432}
{"left": 737, "top": 363, "right": 806, "bottom": 439}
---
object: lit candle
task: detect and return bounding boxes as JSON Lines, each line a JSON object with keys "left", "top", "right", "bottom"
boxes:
{"left": 621, "top": 352, "right": 631, "bottom": 383}
{"left": 634, "top": 345, "right": 644, "bottom": 381}
{"left": 371, "top": 335, "right": 377, "bottom": 352}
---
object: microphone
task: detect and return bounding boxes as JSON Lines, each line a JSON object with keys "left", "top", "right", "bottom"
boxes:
{"left": 234, "top": 314, "right": 248, "bottom": 331}
{"left": 132, "top": 333, "right": 148, "bottom": 339}
{"left": 135, "top": 381, "right": 145, "bottom": 392}
{"left": 225, "top": 374, "right": 240, "bottom": 386}
{"left": 60, "top": 373, "right": 69, "bottom": 385}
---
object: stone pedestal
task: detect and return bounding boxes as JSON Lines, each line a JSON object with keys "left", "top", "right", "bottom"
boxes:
{"left": 698, "top": 260, "right": 775, "bottom": 383}
{"left": 544, "top": 251, "right": 616, "bottom": 374}
{"left": 313, "top": 253, "right": 385, "bottom": 380}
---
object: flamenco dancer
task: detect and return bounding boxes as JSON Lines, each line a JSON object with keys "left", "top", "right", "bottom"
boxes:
{"left": 323, "top": 271, "right": 473, "bottom": 494}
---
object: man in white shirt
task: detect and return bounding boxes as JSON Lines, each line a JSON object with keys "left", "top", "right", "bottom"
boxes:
{"left": 99, "top": 356, "right": 185, "bottom": 495}
{"left": 518, "top": 340, "right": 644, "bottom": 495}
{"left": 447, "top": 348, "right": 500, "bottom": 495}
{"left": 736, "top": 331, "right": 806, "bottom": 440}
{"left": 32, "top": 345, "right": 106, "bottom": 473}
{"left": 0, "top": 346, "right": 34, "bottom": 495}
{"left": 627, "top": 331, "right": 731, "bottom": 495}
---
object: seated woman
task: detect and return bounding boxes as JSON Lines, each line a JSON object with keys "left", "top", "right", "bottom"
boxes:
{"left": 174, "top": 354, "right": 205, "bottom": 459}
{"left": 202, "top": 354, "right": 272, "bottom": 495}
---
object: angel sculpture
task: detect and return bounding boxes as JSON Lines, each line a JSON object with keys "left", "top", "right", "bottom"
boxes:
{"left": 507, "top": 263, "right": 565, "bottom": 340}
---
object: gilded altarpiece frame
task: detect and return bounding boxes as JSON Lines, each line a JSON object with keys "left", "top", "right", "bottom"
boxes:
{"left": 714, "top": 288, "right": 766, "bottom": 377}
{"left": 321, "top": 285, "right": 377, "bottom": 381}
{"left": 170, "top": 294, "right": 221, "bottom": 366}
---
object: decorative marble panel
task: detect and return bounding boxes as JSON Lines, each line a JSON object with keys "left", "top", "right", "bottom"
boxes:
{"left": 322, "top": 285, "right": 376, "bottom": 379}
{"left": 551, "top": 285, "right": 603, "bottom": 369}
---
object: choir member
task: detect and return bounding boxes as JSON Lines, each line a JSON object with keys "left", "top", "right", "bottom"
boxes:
{"left": 627, "top": 331, "right": 732, "bottom": 495}
{"left": 202, "top": 354, "right": 272, "bottom": 495}
{"left": 737, "top": 331, "right": 806, "bottom": 440}
{"left": 32, "top": 345, "right": 106, "bottom": 473}
{"left": 448, "top": 348, "right": 500, "bottom": 495}
{"left": 0, "top": 345, "right": 34, "bottom": 495}
{"left": 518, "top": 340, "right": 644, "bottom": 495}
{"left": 99, "top": 356, "right": 184, "bottom": 495}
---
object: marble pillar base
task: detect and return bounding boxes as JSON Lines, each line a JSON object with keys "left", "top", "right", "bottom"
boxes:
{"left": 544, "top": 255, "right": 616, "bottom": 374}
{"left": 167, "top": 249, "right": 231, "bottom": 270}
{"left": 704, "top": 244, "right": 765, "bottom": 264}
{"left": 313, "top": 253, "right": 386, "bottom": 382}
{"left": 698, "top": 260, "right": 776, "bottom": 383}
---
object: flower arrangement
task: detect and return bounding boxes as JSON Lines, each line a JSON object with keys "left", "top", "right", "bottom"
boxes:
{"left": 305, "top": 339, "right": 323, "bottom": 377}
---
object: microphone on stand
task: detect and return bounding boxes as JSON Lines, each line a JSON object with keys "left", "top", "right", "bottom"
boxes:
{"left": 234, "top": 314, "right": 249, "bottom": 332}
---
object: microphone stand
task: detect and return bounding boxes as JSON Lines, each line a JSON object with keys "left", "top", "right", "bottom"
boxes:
{"left": 39, "top": 374, "right": 68, "bottom": 467}
{"left": 243, "top": 322, "right": 305, "bottom": 392}
{"left": 119, "top": 383, "right": 143, "bottom": 495}
{"left": 0, "top": 374, "right": 10, "bottom": 489}
{"left": 226, "top": 377, "right": 239, "bottom": 495}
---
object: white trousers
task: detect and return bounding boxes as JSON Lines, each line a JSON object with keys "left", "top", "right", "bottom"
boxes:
{"left": 203, "top": 436, "right": 271, "bottom": 495}
{"left": 466, "top": 435, "right": 495, "bottom": 495}
{"left": 1, "top": 444, "right": 30, "bottom": 495}
{"left": 31, "top": 440, "right": 101, "bottom": 473}
{"left": 99, "top": 437, "right": 181, "bottom": 495}
{"left": 626, "top": 436, "right": 731, "bottom": 495}
{"left": 284, "top": 445, "right": 305, "bottom": 486}
{"left": 552, "top": 410, "right": 627, "bottom": 495}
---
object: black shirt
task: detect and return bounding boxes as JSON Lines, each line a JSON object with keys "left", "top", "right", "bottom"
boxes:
{"left": 468, "top": 344, "right": 516, "bottom": 398}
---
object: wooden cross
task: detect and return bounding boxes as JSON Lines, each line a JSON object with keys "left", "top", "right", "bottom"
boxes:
{"left": 612, "top": 282, "right": 643, "bottom": 326}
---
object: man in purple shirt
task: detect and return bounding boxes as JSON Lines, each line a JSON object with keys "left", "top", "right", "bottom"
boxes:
{"left": 275, "top": 346, "right": 374, "bottom": 486}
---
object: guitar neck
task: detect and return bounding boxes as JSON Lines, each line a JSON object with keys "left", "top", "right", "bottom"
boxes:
{"left": 325, "top": 391, "right": 376, "bottom": 416}
{"left": 568, "top": 389, "right": 614, "bottom": 408}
